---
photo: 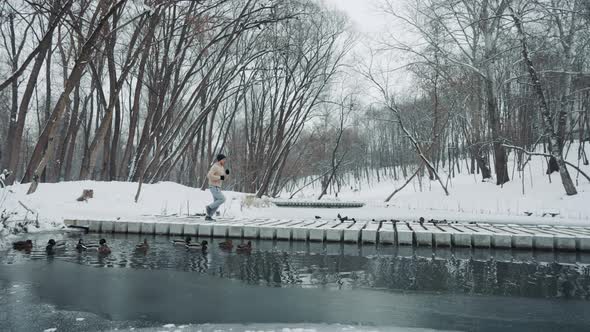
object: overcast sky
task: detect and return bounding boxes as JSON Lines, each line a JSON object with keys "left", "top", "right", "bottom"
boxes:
{"left": 321, "top": 0, "right": 387, "bottom": 34}
{"left": 319, "top": 0, "right": 416, "bottom": 100}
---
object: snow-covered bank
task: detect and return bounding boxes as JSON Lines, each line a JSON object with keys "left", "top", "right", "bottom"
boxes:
{"left": 1, "top": 147, "right": 590, "bottom": 240}
{"left": 283, "top": 143, "right": 590, "bottom": 226}
{"left": 0, "top": 181, "right": 248, "bottom": 239}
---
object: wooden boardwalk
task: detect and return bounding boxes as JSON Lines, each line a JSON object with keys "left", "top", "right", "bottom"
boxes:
{"left": 271, "top": 200, "right": 365, "bottom": 208}
{"left": 64, "top": 217, "right": 590, "bottom": 252}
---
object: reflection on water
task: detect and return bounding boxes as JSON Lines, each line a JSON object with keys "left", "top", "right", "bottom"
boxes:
{"left": 2, "top": 232, "right": 590, "bottom": 300}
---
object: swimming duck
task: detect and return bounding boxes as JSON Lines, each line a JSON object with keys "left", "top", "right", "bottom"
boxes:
{"left": 46, "top": 239, "right": 66, "bottom": 252}
{"left": 75, "top": 239, "right": 99, "bottom": 251}
{"left": 12, "top": 240, "right": 33, "bottom": 250}
{"left": 76, "top": 239, "right": 88, "bottom": 251}
{"left": 236, "top": 241, "right": 252, "bottom": 253}
{"left": 135, "top": 238, "right": 149, "bottom": 251}
{"left": 173, "top": 236, "right": 191, "bottom": 246}
{"left": 98, "top": 238, "right": 111, "bottom": 255}
{"left": 218, "top": 239, "right": 233, "bottom": 250}
{"left": 186, "top": 240, "right": 208, "bottom": 251}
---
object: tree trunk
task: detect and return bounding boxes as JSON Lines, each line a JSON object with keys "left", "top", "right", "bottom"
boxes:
{"left": 119, "top": 35, "right": 153, "bottom": 179}
{"left": 2, "top": 13, "right": 19, "bottom": 182}
{"left": 511, "top": 9, "right": 577, "bottom": 195}
{"left": 23, "top": 0, "right": 128, "bottom": 191}
{"left": 485, "top": 76, "right": 510, "bottom": 185}
{"left": 80, "top": 8, "right": 151, "bottom": 180}
{"left": 63, "top": 85, "right": 82, "bottom": 181}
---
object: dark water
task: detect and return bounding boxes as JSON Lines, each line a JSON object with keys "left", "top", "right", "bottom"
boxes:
{"left": 1, "top": 231, "right": 590, "bottom": 332}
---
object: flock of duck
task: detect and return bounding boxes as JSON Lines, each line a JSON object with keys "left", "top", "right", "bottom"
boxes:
{"left": 11, "top": 236, "right": 253, "bottom": 255}
{"left": 12, "top": 238, "right": 113, "bottom": 254}
{"left": 172, "top": 237, "right": 253, "bottom": 253}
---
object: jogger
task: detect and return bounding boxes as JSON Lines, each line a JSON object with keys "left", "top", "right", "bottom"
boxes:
{"left": 205, "top": 154, "right": 229, "bottom": 221}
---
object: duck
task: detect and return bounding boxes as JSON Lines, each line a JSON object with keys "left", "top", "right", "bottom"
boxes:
{"left": 236, "top": 241, "right": 252, "bottom": 253}
{"left": 75, "top": 239, "right": 98, "bottom": 251}
{"left": 135, "top": 238, "right": 149, "bottom": 252}
{"left": 98, "top": 238, "right": 111, "bottom": 255}
{"left": 186, "top": 240, "right": 208, "bottom": 251}
{"left": 76, "top": 239, "right": 88, "bottom": 251}
{"left": 218, "top": 239, "right": 233, "bottom": 250}
{"left": 46, "top": 239, "right": 66, "bottom": 252}
{"left": 12, "top": 240, "right": 33, "bottom": 251}
{"left": 173, "top": 236, "right": 191, "bottom": 246}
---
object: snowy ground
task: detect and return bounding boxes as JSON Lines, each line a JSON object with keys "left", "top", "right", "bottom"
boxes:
{"left": 1, "top": 145, "right": 589, "bottom": 240}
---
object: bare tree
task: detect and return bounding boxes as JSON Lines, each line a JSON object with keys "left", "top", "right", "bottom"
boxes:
{"left": 510, "top": 4, "right": 577, "bottom": 195}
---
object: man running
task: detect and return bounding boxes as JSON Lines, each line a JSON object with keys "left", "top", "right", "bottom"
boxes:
{"left": 205, "top": 154, "right": 229, "bottom": 221}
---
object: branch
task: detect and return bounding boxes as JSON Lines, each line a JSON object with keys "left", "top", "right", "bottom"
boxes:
{"left": 385, "top": 166, "right": 421, "bottom": 202}
{"left": 0, "top": 0, "right": 73, "bottom": 92}
{"left": 502, "top": 144, "right": 590, "bottom": 183}
{"left": 389, "top": 105, "right": 450, "bottom": 196}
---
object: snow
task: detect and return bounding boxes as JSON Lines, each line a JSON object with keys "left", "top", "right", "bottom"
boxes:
{"left": 1, "top": 145, "right": 589, "bottom": 241}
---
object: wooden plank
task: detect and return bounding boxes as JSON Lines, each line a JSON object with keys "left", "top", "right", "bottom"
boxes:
{"left": 169, "top": 223, "right": 185, "bottom": 236}
{"left": 89, "top": 220, "right": 102, "bottom": 233}
{"left": 412, "top": 223, "right": 433, "bottom": 247}
{"left": 437, "top": 224, "right": 467, "bottom": 247}
{"left": 478, "top": 225, "right": 512, "bottom": 248}
{"left": 64, "top": 219, "right": 76, "bottom": 227}
{"left": 292, "top": 220, "right": 325, "bottom": 241}
{"left": 243, "top": 219, "right": 274, "bottom": 239}
{"left": 259, "top": 219, "right": 293, "bottom": 240}
{"left": 189, "top": 222, "right": 204, "bottom": 237}
{"left": 541, "top": 226, "right": 590, "bottom": 251}
{"left": 343, "top": 220, "right": 367, "bottom": 243}
{"left": 326, "top": 222, "right": 349, "bottom": 242}
{"left": 228, "top": 219, "right": 249, "bottom": 238}
{"left": 494, "top": 225, "right": 534, "bottom": 249}
{"left": 272, "top": 200, "right": 365, "bottom": 208}
{"left": 114, "top": 220, "right": 128, "bottom": 234}
{"left": 515, "top": 226, "right": 555, "bottom": 250}
{"left": 101, "top": 220, "right": 114, "bottom": 233}
{"left": 127, "top": 221, "right": 141, "bottom": 234}
{"left": 448, "top": 224, "right": 476, "bottom": 247}
{"left": 196, "top": 221, "right": 215, "bottom": 237}
{"left": 466, "top": 225, "right": 492, "bottom": 248}
{"left": 276, "top": 220, "right": 306, "bottom": 240}
{"left": 395, "top": 222, "right": 413, "bottom": 245}
{"left": 362, "top": 221, "right": 381, "bottom": 243}
{"left": 310, "top": 221, "right": 339, "bottom": 241}
{"left": 431, "top": 225, "right": 451, "bottom": 247}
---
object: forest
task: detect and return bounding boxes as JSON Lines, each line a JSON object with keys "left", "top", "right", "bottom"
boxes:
{"left": 0, "top": 0, "right": 589, "bottom": 199}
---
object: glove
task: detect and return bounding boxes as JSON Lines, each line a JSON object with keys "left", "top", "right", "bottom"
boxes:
{"left": 220, "top": 175, "right": 225, "bottom": 181}
{"left": 225, "top": 169, "right": 230, "bottom": 175}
